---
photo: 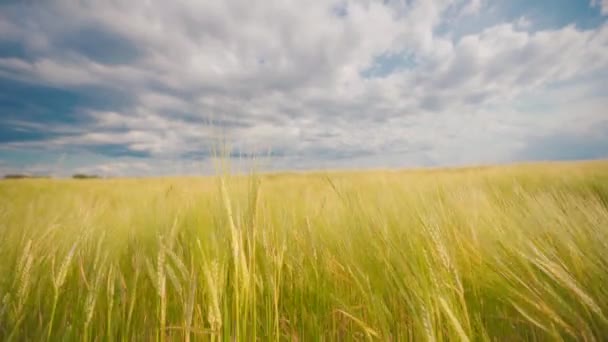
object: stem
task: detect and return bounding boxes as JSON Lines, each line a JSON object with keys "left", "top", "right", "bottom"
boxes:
{"left": 160, "top": 294, "right": 166, "bottom": 342}
{"left": 47, "top": 292, "right": 58, "bottom": 340}
{"left": 7, "top": 314, "right": 25, "bottom": 342}
{"left": 107, "top": 309, "right": 112, "bottom": 341}
{"left": 83, "top": 324, "right": 89, "bottom": 342}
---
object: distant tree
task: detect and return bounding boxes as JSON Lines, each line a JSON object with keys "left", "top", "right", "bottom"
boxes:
{"left": 4, "top": 174, "right": 30, "bottom": 179}
{"left": 72, "top": 174, "right": 100, "bottom": 179}
{"left": 4, "top": 174, "right": 51, "bottom": 179}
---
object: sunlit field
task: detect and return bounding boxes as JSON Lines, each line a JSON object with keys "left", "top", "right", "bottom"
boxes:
{"left": 1, "top": 160, "right": 607, "bottom": 341}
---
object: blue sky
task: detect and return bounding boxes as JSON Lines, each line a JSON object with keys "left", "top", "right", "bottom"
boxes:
{"left": 0, "top": 0, "right": 607, "bottom": 176}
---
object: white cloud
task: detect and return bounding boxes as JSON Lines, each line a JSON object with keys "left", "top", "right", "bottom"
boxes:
{"left": 515, "top": 16, "right": 531, "bottom": 30}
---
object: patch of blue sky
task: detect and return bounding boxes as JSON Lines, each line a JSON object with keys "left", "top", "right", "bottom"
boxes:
{"left": 93, "top": 144, "right": 151, "bottom": 158}
{"left": 497, "top": 0, "right": 607, "bottom": 30}
{"left": 439, "top": 0, "right": 607, "bottom": 41}
{"left": 56, "top": 25, "right": 142, "bottom": 65}
{"left": 0, "top": 148, "right": 133, "bottom": 175}
{"left": 519, "top": 125, "right": 608, "bottom": 161}
{"left": 361, "top": 51, "right": 417, "bottom": 78}
{"left": 331, "top": 2, "right": 348, "bottom": 18}
{"left": 0, "top": 149, "right": 69, "bottom": 171}
{"left": 546, "top": 70, "right": 608, "bottom": 96}
{"left": 0, "top": 144, "right": 149, "bottom": 169}
{"left": 0, "top": 41, "right": 28, "bottom": 60}
{"left": 0, "top": 126, "right": 59, "bottom": 144}
{"left": 0, "top": 77, "right": 133, "bottom": 124}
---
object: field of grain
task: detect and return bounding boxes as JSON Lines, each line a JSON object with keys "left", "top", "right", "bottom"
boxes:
{"left": 1, "top": 161, "right": 607, "bottom": 341}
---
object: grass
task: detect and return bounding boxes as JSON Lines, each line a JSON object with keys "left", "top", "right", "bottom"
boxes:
{"left": 0, "top": 160, "right": 607, "bottom": 340}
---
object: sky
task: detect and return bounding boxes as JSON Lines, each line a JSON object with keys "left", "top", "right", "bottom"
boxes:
{"left": 0, "top": 0, "right": 607, "bottom": 177}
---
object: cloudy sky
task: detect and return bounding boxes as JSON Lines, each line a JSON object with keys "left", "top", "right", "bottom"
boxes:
{"left": 0, "top": 0, "right": 607, "bottom": 176}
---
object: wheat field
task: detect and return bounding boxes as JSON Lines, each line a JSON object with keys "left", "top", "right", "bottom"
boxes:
{"left": 0, "top": 161, "right": 607, "bottom": 341}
